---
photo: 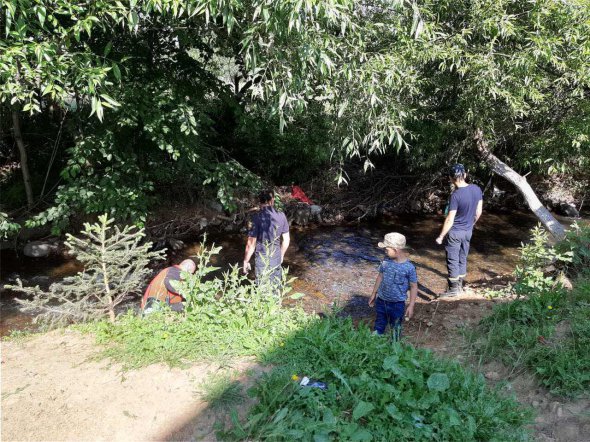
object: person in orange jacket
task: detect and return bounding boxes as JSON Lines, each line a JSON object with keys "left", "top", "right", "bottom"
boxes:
{"left": 141, "top": 259, "right": 196, "bottom": 313}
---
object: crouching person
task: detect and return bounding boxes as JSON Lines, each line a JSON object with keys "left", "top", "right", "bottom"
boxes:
{"left": 141, "top": 259, "right": 196, "bottom": 314}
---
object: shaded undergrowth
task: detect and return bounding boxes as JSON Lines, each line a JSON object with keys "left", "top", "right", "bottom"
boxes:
{"left": 222, "top": 315, "right": 531, "bottom": 441}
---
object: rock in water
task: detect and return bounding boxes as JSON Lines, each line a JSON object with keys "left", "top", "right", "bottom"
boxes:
{"left": 559, "top": 202, "right": 580, "bottom": 218}
{"left": 23, "top": 241, "right": 58, "bottom": 258}
{"left": 168, "top": 238, "right": 185, "bottom": 251}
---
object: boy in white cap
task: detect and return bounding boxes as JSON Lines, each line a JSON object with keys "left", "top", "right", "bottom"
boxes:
{"left": 368, "top": 232, "right": 418, "bottom": 339}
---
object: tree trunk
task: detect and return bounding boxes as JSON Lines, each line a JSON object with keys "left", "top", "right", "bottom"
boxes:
{"left": 12, "top": 111, "right": 34, "bottom": 209}
{"left": 474, "top": 128, "right": 566, "bottom": 240}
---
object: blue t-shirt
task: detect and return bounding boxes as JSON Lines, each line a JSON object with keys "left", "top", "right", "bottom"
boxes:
{"left": 448, "top": 184, "right": 483, "bottom": 232}
{"left": 248, "top": 206, "right": 289, "bottom": 260}
{"left": 377, "top": 259, "right": 418, "bottom": 302}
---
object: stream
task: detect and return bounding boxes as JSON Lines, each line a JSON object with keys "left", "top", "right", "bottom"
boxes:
{"left": 0, "top": 210, "right": 548, "bottom": 336}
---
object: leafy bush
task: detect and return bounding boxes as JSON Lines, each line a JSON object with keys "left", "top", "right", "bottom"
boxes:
{"left": 91, "top": 244, "right": 307, "bottom": 368}
{"left": 224, "top": 316, "right": 531, "bottom": 441}
{"left": 558, "top": 222, "right": 590, "bottom": 275}
{"left": 469, "top": 226, "right": 590, "bottom": 396}
{"left": 513, "top": 225, "right": 572, "bottom": 296}
{"left": 0, "top": 211, "right": 20, "bottom": 239}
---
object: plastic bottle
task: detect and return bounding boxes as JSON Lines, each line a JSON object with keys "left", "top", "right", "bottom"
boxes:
{"left": 298, "top": 376, "right": 328, "bottom": 390}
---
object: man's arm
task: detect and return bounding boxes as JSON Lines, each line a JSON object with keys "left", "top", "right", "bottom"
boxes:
{"left": 243, "top": 237, "right": 256, "bottom": 273}
{"left": 436, "top": 210, "right": 456, "bottom": 244}
{"left": 406, "top": 282, "right": 418, "bottom": 319}
{"left": 280, "top": 232, "right": 290, "bottom": 263}
{"left": 474, "top": 199, "right": 483, "bottom": 224}
{"left": 368, "top": 273, "right": 383, "bottom": 307}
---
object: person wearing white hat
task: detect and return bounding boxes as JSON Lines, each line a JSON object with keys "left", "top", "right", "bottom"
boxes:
{"left": 368, "top": 232, "right": 418, "bottom": 339}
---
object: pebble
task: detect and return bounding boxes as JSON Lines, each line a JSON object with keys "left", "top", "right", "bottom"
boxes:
{"left": 484, "top": 371, "right": 501, "bottom": 381}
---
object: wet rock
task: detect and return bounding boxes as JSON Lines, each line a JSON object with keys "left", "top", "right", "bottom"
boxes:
{"left": 558, "top": 202, "right": 580, "bottom": 218}
{"left": 154, "top": 240, "right": 167, "bottom": 251}
{"left": 6, "top": 273, "right": 20, "bottom": 283}
{"left": 168, "top": 239, "right": 185, "bottom": 251}
{"left": 206, "top": 200, "right": 224, "bottom": 213}
{"left": 484, "top": 371, "right": 501, "bottom": 381}
{"left": 23, "top": 241, "right": 58, "bottom": 258}
{"left": 29, "top": 276, "right": 51, "bottom": 287}
{"left": 292, "top": 204, "right": 311, "bottom": 226}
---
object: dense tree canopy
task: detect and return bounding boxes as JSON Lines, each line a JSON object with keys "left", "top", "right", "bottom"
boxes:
{"left": 1, "top": 0, "right": 589, "bottom": 234}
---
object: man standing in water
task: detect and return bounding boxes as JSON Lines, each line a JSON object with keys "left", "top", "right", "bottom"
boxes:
{"left": 436, "top": 164, "right": 483, "bottom": 297}
{"left": 243, "top": 190, "right": 290, "bottom": 291}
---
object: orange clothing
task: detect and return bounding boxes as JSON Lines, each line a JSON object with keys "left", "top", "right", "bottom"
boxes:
{"left": 141, "top": 265, "right": 183, "bottom": 309}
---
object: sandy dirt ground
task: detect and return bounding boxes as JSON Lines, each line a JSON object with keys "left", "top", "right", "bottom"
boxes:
{"left": 1, "top": 330, "right": 260, "bottom": 441}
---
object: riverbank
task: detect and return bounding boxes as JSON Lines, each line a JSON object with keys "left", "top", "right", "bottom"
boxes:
{"left": 2, "top": 286, "right": 588, "bottom": 441}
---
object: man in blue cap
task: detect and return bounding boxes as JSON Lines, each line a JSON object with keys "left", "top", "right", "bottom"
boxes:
{"left": 436, "top": 164, "right": 483, "bottom": 297}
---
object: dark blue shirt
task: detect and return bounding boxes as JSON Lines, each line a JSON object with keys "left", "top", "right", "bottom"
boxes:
{"left": 449, "top": 184, "right": 483, "bottom": 232}
{"left": 377, "top": 259, "right": 418, "bottom": 302}
{"left": 248, "top": 206, "right": 289, "bottom": 259}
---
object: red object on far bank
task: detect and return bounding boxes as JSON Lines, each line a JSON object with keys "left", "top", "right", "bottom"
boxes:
{"left": 291, "top": 185, "right": 313, "bottom": 204}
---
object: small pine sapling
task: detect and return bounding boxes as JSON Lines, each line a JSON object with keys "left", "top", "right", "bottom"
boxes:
{"left": 10, "top": 214, "right": 165, "bottom": 328}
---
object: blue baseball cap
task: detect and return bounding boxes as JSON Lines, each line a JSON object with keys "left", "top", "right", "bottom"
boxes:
{"left": 449, "top": 163, "right": 466, "bottom": 178}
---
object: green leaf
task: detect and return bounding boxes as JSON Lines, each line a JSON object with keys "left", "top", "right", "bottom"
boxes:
{"left": 290, "top": 293, "right": 305, "bottom": 300}
{"left": 352, "top": 401, "right": 374, "bottom": 420}
{"left": 427, "top": 373, "right": 450, "bottom": 392}
{"left": 104, "top": 42, "right": 113, "bottom": 57}
{"left": 350, "top": 429, "right": 372, "bottom": 441}
{"left": 273, "top": 407, "right": 289, "bottom": 423}
{"left": 385, "top": 403, "right": 403, "bottom": 420}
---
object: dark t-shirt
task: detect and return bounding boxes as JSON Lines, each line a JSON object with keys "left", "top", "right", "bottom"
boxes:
{"left": 449, "top": 184, "right": 483, "bottom": 232}
{"left": 248, "top": 206, "right": 289, "bottom": 259}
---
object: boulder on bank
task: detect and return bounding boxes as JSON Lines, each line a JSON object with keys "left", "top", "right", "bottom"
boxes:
{"left": 23, "top": 240, "right": 59, "bottom": 258}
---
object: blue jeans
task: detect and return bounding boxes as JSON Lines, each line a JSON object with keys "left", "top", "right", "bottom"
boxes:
{"left": 374, "top": 298, "right": 405, "bottom": 339}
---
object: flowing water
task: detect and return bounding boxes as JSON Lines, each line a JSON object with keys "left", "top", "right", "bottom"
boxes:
{"left": 0, "top": 210, "right": 546, "bottom": 336}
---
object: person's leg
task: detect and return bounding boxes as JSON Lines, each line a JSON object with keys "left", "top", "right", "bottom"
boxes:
{"left": 387, "top": 301, "right": 406, "bottom": 340}
{"left": 458, "top": 230, "right": 472, "bottom": 292}
{"left": 373, "top": 298, "right": 388, "bottom": 335}
{"left": 443, "top": 231, "right": 461, "bottom": 296}
{"left": 458, "top": 230, "right": 472, "bottom": 277}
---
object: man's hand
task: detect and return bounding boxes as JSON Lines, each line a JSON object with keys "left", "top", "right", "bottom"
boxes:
{"left": 243, "top": 261, "right": 252, "bottom": 274}
{"left": 435, "top": 236, "right": 443, "bottom": 245}
{"left": 406, "top": 304, "right": 415, "bottom": 319}
{"left": 368, "top": 294, "right": 376, "bottom": 307}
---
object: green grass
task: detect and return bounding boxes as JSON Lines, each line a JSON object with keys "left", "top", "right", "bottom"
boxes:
{"left": 222, "top": 315, "right": 531, "bottom": 441}
{"left": 199, "top": 372, "right": 245, "bottom": 411}
{"left": 85, "top": 245, "right": 309, "bottom": 369}
{"left": 467, "top": 276, "right": 590, "bottom": 396}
